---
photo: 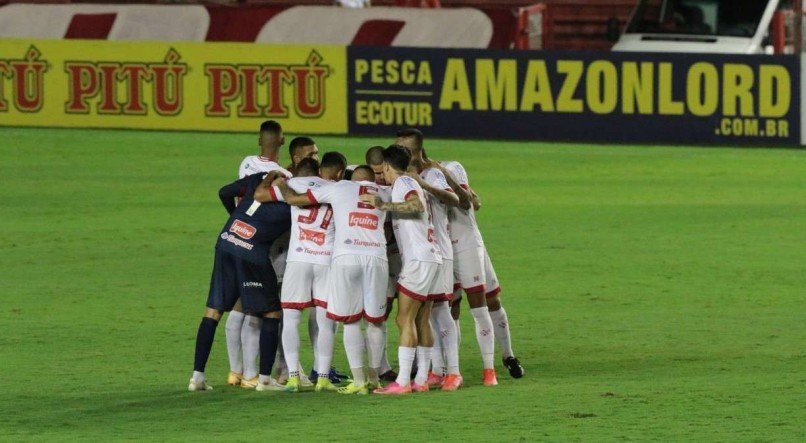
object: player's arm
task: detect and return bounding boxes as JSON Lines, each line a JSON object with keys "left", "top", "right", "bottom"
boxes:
{"left": 253, "top": 171, "right": 286, "bottom": 203}
{"left": 470, "top": 189, "right": 481, "bottom": 211}
{"left": 218, "top": 178, "right": 249, "bottom": 214}
{"left": 361, "top": 191, "right": 423, "bottom": 214}
{"left": 426, "top": 160, "right": 472, "bottom": 210}
{"left": 408, "top": 172, "right": 460, "bottom": 207}
{"left": 276, "top": 180, "right": 317, "bottom": 207}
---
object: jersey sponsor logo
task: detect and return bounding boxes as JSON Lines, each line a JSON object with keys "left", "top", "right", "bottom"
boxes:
{"left": 299, "top": 227, "right": 326, "bottom": 246}
{"left": 348, "top": 212, "right": 379, "bottom": 230}
{"left": 243, "top": 281, "right": 263, "bottom": 288}
{"left": 230, "top": 219, "right": 256, "bottom": 239}
{"left": 352, "top": 239, "right": 382, "bottom": 248}
{"left": 222, "top": 233, "right": 254, "bottom": 251}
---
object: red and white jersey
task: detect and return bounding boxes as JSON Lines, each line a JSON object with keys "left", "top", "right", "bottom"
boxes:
{"left": 286, "top": 177, "right": 335, "bottom": 266}
{"left": 391, "top": 175, "right": 442, "bottom": 264}
{"left": 421, "top": 167, "right": 453, "bottom": 262}
{"left": 442, "top": 161, "right": 484, "bottom": 253}
{"left": 308, "top": 180, "right": 391, "bottom": 260}
{"left": 238, "top": 155, "right": 292, "bottom": 179}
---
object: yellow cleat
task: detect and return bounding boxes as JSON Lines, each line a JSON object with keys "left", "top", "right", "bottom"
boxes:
{"left": 315, "top": 378, "right": 338, "bottom": 392}
{"left": 227, "top": 371, "right": 243, "bottom": 386}
{"left": 337, "top": 382, "right": 368, "bottom": 395}
{"left": 284, "top": 376, "right": 300, "bottom": 393}
{"left": 240, "top": 377, "right": 259, "bottom": 389}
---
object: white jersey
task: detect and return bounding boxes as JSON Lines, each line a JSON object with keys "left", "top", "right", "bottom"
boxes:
{"left": 442, "top": 161, "right": 484, "bottom": 254}
{"left": 286, "top": 177, "right": 335, "bottom": 266}
{"left": 421, "top": 167, "right": 453, "bottom": 261}
{"left": 238, "top": 155, "right": 292, "bottom": 179}
{"left": 308, "top": 180, "right": 391, "bottom": 260}
{"left": 391, "top": 175, "right": 441, "bottom": 264}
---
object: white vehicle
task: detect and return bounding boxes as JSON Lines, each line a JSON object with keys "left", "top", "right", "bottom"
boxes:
{"left": 612, "top": 0, "right": 784, "bottom": 54}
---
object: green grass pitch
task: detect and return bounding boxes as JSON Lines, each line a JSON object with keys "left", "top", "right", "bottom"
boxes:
{"left": 0, "top": 127, "right": 804, "bottom": 441}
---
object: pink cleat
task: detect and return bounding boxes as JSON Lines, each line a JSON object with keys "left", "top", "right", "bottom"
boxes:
{"left": 441, "top": 374, "right": 463, "bottom": 391}
{"left": 482, "top": 369, "right": 498, "bottom": 386}
{"left": 411, "top": 381, "right": 430, "bottom": 393}
{"left": 373, "top": 381, "right": 412, "bottom": 395}
{"left": 426, "top": 372, "right": 444, "bottom": 387}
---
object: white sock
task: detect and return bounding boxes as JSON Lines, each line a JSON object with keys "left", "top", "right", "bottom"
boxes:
{"left": 471, "top": 306, "right": 495, "bottom": 370}
{"left": 429, "top": 313, "right": 446, "bottom": 376}
{"left": 315, "top": 307, "right": 336, "bottom": 375}
{"left": 281, "top": 309, "right": 301, "bottom": 378}
{"left": 489, "top": 307, "right": 514, "bottom": 359}
{"left": 224, "top": 311, "right": 244, "bottom": 374}
{"left": 192, "top": 371, "right": 205, "bottom": 383}
{"left": 455, "top": 318, "right": 461, "bottom": 347}
{"left": 343, "top": 322, "right": 366, "bottom": 385}
{"left": 241, "top": 315, "right": 261, "bottom": 379}
{"left": 365, "top": 322, "right": 386, "bottom": 378}
{"left": 379, "top": 322, "right": 392, "bottom": 373}
{"left": 435, "top": 303, "right": 460, "bottom": 375}
{"left": 308, "top": 311, "right": 319, "bottom": 372}
{"left": 258, "top": 374, "right": 271, "bottom": 384}
{"left": 395, "top": 347, "right": 416, "bottom": 386}
{"left": 414, "top": 346, "right": 432, "bottom": 385}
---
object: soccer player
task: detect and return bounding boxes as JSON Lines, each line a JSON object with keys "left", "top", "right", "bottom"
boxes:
{"left": 225, "top": 120, "right": 292, "bottom": 388}
{"left": 189, "top": 172, "right": 290, "bottom": 392}
{"left": 395, "top": 129, "right": 464, "bottom": 391}
{"left": 280, "top": 165, "right": 391, "bottom": 395}
{"left": 286, "top": 136, "right": 320, "bottom": 175}
{"left": 261, "top": 154, "right": 346, "bottom": 393}
{"left": 366, "top": 145, "right": 442, "bottom": 395}
{"left": 433, "top": 157, "right": 525, "bottom": 381}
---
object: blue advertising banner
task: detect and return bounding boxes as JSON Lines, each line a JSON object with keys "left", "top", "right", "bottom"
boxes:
{"left": 348, "top": 47, "right": 800, "bottom": 145}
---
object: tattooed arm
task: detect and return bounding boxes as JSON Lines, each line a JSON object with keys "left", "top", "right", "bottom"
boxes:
{"left": 359, "top": 192, "right": 424, "bottom": 214}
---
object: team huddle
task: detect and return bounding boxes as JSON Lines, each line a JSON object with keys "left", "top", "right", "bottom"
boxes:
{"left": 189, "top": 121, "right": 524, "bottom": 395}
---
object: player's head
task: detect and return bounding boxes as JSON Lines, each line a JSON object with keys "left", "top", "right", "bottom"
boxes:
{"left": 381, "top": 144, "right": 411, "bottom": 183}
{"left": 320, "top": 151, "right": 347, "bottom": 181}
{"left": 295, "top": 157, "right": 320, "bottom": 178}
{"left": 351, "top": 165, "right": 375, "bottom": 182}
{"left": 395, "top": 128, "right": 423, "bottom": 154}
{"left": 288, "top": 136, "right": 319, "bottom": 168}
{"left": 365, "top": 146, "right": 386, "bottom": 184}
{"left": 258, "top": 120, "right": 284, "bottom": 153}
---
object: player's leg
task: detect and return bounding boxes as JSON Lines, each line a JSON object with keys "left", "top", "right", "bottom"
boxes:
{"left": 328, "top": 256, "right": 368, "bottom": 394}
{"left": 429, "top": 304, "right": 446, "bottom": 379}
{"left": 458, "top": 247, "right": 497, "bottom": 385}
{"left": 239, "top": 314, "right": 261, "bottom": 387}
{"left": 379, "top": 251, "right": 401, "bottom": 380}
{"left": 224, "top": 300, "right": 244, "bottom": 386}
{"left": 311, "top": 264, "right": 340, "bottom": 391}
{"left": 373, "top": 292, "right": 420, "bottom": 394}
{"left": 280, "top": 262, "right": 314, "bottom": 392}
{"left": 363, "top": 257, "right": 389, "bottom": 387}
{"left": 483, "top": 250, "right": 524, "bottom": 378}
{"left": 190, "top": 250, "right": 238, "bottom": 391}
{"left": 412, "top": 299, "right": 435, "bottom": 391}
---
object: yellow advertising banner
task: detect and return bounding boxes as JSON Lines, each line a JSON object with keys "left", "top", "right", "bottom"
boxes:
{"left": 0, "top": 39, "right": 347, "bottom": 134}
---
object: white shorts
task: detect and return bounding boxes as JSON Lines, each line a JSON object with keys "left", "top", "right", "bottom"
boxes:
{"left": 483, "top": 249, "right": 501, "bottom": 298}
{"left": 280, "top": 261, "right": 330, "bottom": 310}
{"left": 431, "top": 259, "right": 454, "bottom": 302}
{"left": 386, "top": 251, "right": 402, "bottom": 299}
{"left": 452, "top": 246, "right": 486, "bottom": 294}
{"left": 328, "top": 255, "right": 389, "bottom": 324}
{"left": 396, "top": 259, "right": 441, "bottom": 302}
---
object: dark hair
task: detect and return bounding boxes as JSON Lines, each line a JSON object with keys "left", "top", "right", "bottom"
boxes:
{"left": 343, "top": 168, "right": 354, "bottom": 180}
{"left": 352, "top": 165, "right": 375, "bottom": 181}
{"left": 295, "top": 157, "right": 320, "bottom": 177}
{"left": 396, "top": 128, "right": 424, "bottom": 149}
{"left": 321, "top": 151, "right": 347, "bottom": 171}
{"left": 365, "top": 146, "right": 385, "bottom": 166}
{"left": 259, "top": 120, "right": 282, "bottom": 135}
{"left": 289, "top": 136, "right": 315, "bottom": 160}
{"left": 383, "top": 144, "right": 411, "bottom": 172}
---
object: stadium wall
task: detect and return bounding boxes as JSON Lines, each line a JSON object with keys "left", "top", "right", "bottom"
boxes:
{"left": 0, "top": 38, "right": 801, "bottom": 146}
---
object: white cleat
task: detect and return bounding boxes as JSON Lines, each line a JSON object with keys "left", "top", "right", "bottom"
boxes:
{"left": 188, "top": 378, "right": 213, "bottom": 391}
{"left": 255, "top": 377, "right": 286, "bottom": 392}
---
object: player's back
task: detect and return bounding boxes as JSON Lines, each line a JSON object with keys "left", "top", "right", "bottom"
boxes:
{"left": 421, "top": 167, "right": 453, "bottom": 261}
{"left": 286, "top": 176, "right": 335, "bottom": 265}
{"left": 308, "top": 180, "right": 390, "bottom": 260}
{"left": 239, "top": 155, "right": 292, "bottom": 179}
{"left": 442, "top": 161, "right": 483, "bottom": 253}
{"left": 391, "top": 175, "right": 441, "bottom": 264}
